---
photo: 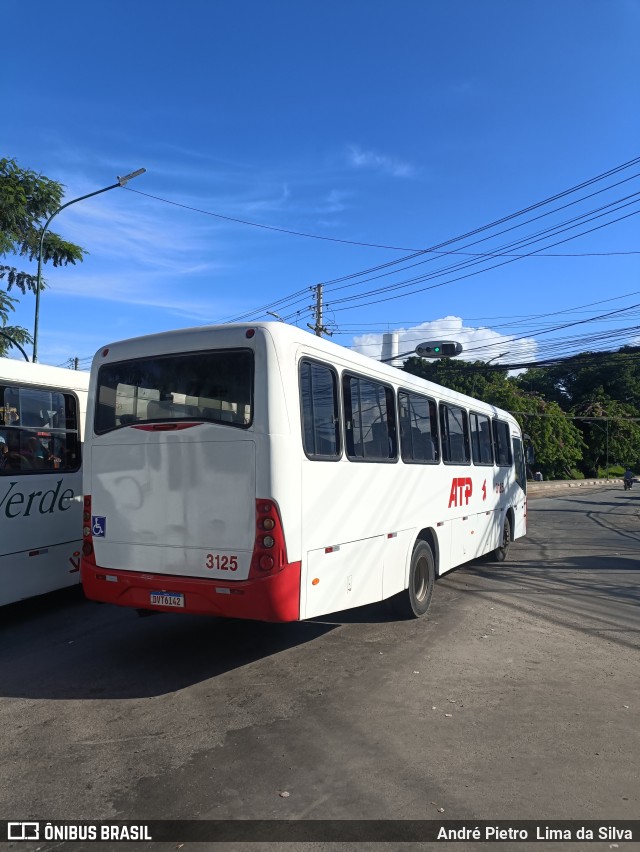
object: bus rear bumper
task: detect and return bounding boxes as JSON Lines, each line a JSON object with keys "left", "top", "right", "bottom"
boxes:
{"left": 81, "top": 560, "right": 302, "bottom": 622}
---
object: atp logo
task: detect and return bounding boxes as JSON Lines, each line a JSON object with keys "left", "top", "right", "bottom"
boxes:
{"left": 448, "top": 477, "right": 472, "bottom": 508}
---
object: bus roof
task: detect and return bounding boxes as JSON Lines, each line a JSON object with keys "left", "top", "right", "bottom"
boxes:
{"left": 0, "top": 357, "right": 90, "bottom": 392}
{"left": 91, "top": 322, "right": 519, "bottom": 427}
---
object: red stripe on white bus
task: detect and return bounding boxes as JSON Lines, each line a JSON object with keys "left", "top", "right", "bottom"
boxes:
{"left": 81, "top": 561, "right": 302, "bottom": 622}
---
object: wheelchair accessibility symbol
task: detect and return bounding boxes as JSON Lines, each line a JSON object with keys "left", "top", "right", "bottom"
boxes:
{"left": 92, "top": 516, "right": 106, "bottom": 537}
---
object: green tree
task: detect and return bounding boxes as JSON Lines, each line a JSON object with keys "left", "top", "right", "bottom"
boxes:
{"left": 0, "top": 157, "right": 86, "bottom": 296}
{"left": 402, "top": 355, "right": 510, "bottom": 399}
{"left": 0, "top": 158, "right": 86, "bottom": 357}
{"left": 0, "top": 290, "right": 31, "bottom": 358}
{"left": 403, "top": 355, "right": 584, "bottom": 479}
{"left": 486, "top": 386, "right": 584, "bottom": 479}
{"left": 571, "top": 398, "right": 640, "bottom": 477}
{"left": 517, "top": 349, "right": 640, "bottom": 476}
{"left": 520, "top": 350, "right": 640, "bottom": 414}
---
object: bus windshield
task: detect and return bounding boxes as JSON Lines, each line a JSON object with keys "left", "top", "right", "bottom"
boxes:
{"left": 95, "top": 349, "right": 254, "bottom": 433}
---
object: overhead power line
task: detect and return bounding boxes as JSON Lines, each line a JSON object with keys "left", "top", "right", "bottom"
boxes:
{"left": 304, "top": 207, "right": 640, "bottom": 317}
{"left": 125, "top": 187, "right": 418, "bottom": 251}
{"left": 120, "top": 156, "right": 640, "bottom": 326}
{"left": 222, "top": 157, "right": 640, "bottom": 324}
{"left": 125, "top": 156, "right": 640, "bottom": 259}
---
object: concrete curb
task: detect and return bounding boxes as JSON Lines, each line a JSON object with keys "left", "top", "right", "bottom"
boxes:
{"left": 527, "top": 478, "right": 622, "bottom": 498}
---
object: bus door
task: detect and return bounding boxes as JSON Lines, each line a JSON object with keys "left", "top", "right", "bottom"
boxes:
{"left": 512, "top": 436, "right": 527, "bottom": 538}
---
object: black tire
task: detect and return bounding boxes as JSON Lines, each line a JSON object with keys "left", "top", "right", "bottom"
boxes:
{"left": 491, "top": 515, "right": 512, "bottom": 563}
{"left": 393, "top": 540, "right": 435, "bottom": 619}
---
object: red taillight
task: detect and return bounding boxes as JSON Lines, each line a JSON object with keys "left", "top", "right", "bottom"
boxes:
{"left": 82, "top": 495, "right": 96, "bottom": 565}
{"left": 83, "top": 496, "right": 91, "bottom": 538}
{"left": 249, "top": 499, "right": 287, "bottom": 576}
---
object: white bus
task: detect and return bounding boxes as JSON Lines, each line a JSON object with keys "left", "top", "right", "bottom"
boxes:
{"left": 81, "top": 323, "right": 527, "bottom": 621}
{"left": 1, "top": 358, "right": 89, "bottom": 605}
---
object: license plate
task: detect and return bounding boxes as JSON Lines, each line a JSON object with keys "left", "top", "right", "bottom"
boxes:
{"left": 150, "top": 592, "right": 184, "bottom": 608}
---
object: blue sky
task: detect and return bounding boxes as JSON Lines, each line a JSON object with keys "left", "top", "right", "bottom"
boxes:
{"left": 3, "top": 0, "right": 640, "bottom": 368}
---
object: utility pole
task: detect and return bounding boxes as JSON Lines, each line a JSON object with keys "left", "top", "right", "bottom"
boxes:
{"left": 308, "top": 283, "right": 331, "bottom": 337}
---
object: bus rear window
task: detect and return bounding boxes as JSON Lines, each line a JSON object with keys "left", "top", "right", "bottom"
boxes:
{"left": 95, "top": 349, "right": 254, "bottom": 434}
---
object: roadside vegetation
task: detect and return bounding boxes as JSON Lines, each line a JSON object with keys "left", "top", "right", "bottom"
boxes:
{"left": 0, "top": 158, "right": 85, "bottom": 357}
{"left": 404, "top": 351, "right": 640, "bottom": 480}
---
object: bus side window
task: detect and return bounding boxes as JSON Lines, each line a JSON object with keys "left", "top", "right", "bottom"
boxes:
{"left": 470, "top": 412, "right": 494, "bottom": 465}
{"left": 343, "top": 374, "right": 396, "bottom": 462}
{"left": 399, "top": 390, "right": 439, "bottom": 464}
{"left": 493, "top": 419, "right": 512, "bottom": 466}
{"left": 0, "top": 384, "right": 80, "bottom": 475}
{"left": 440, "top": 403, "right": 470, "bottom": 465}
{"left": 300, "top": 360, "right": 341, "bottom": 459}
{"left": 512, "top": 436, "right": 527, "bottom": 491}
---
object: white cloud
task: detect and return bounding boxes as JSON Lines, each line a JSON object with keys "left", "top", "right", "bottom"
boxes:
{"left": 319, "top": 189, "right": 351, "bottom": 214}
{"left": 242, "top": 184, "right": 292, "bottom": 213}
{"left": 352, "top": 316, "right": 537, "bottom": 366}
{"left": 347, "top": 145, "right": 416, "bottom": 178}
{"left": 45, "top": 270, "right": 224, "bottom": 321}
{"left": 56, "top": 193, "right": 223, "bottom": 274}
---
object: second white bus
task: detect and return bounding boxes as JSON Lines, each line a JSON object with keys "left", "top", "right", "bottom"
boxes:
{"left": 1, "top": 358, "right": 89, "bottom": 605}
{"left": 81, "top": 323, "right": 527, "bottom": 621}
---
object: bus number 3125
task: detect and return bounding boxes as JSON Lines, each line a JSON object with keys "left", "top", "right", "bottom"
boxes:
{"left": 206, "top": 554, "right": 238, "bottom": 571}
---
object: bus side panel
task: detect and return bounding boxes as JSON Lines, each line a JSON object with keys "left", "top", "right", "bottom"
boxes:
{"left": 0, "top": 542, "right": 81, "bottom": 606}
{"left": 474, "top": 507, "right": 498, "bottom": 557}
{"left": 383, "top": 528, "right": 414, "bottom": 599}
{"left": 512, "top": 490, "right": 527, "bottom": 540}
{"left": 303, "top": 535, "right": 384, "bottom": 619}
{"left": 0, "top": 471, "right": 83, "bottom": 605}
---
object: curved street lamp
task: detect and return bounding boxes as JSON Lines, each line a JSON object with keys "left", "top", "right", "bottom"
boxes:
{"left": 0, "top": 330, "right": 29, "bottom": 361}
{"left": 32, "top": 168, "right": 146, "bottom": 362}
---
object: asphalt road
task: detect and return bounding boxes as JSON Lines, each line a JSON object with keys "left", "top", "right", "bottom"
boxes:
{"left": 1, "top": 486, "right": 638, "bottom": 851}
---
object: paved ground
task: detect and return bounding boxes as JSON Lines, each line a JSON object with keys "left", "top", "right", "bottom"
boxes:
{"left": 0, "top": 485, "right": 638, "bottom": 851}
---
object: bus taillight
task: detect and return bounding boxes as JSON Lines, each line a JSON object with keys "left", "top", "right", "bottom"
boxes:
{"left": 82, "top": 495, "right": 95, "bottom": 561}
{"left": 250, "top": 499, "right": 287, "bottom": 576}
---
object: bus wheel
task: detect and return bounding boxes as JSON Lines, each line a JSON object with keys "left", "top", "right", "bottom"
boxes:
{"left": 491, "top": 516, "right": 511, "bottom": 562}
{"left": 394, "top": 540, "right": 435, "bottom": 619}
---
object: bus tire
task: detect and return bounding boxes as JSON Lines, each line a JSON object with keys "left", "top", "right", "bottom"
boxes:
{"left": 394, "top": 540, "right": 435, "bottom": 619}
{"left": 491, "top": 516, "right": 512, "bottom": 562}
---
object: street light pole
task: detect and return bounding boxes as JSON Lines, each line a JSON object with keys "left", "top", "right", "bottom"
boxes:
{"left": 0, "top": 330, "right": 29, "bottom": 361}
{"left": 32, "top": 168, "right": 146, "bottom": 362}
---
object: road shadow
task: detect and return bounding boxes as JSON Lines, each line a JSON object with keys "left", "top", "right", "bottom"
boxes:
{"left": 453, "top": 549, "right": 640, "bottom": 651}
{"left": 475, "top": 551, "right": 639, "bottom": 574}
{"left": 310, "top": 599, "right": 398, "bottom": 625}
{"left": 0, "top": 590, "right": 335, "bottom": 701}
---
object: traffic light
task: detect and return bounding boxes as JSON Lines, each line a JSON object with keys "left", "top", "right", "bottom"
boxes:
{"left": 415, "top": 341, "right": 463, "bottom": 358}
